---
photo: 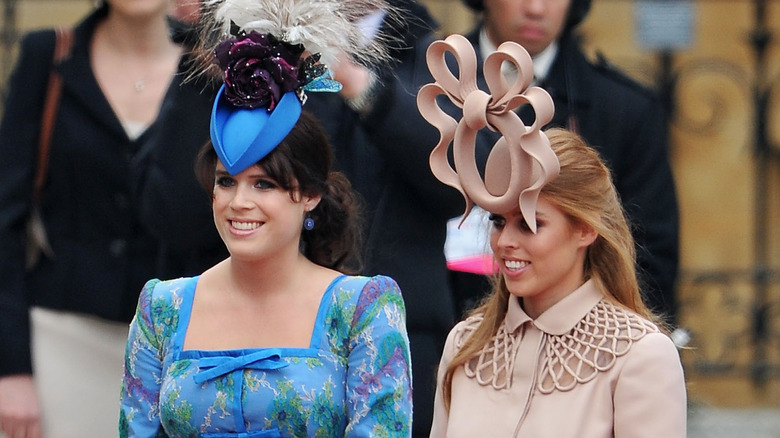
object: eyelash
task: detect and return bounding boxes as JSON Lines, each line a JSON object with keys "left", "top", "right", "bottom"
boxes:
{"left": 489, "top": 213, "right": 534, "bottom": 231}
{"left": 215, "top": 176, "right": 234, "bottom": 188}
{"left": 488, "top": 213, "right": 506, "bottom": 229}
{"left": 255, "top": 179, "right": 277, "bottom": 190}
{"left": 214, "top": 176, "right": 278, "bottom": 190}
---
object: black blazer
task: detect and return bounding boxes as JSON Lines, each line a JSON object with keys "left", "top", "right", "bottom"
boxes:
{"left": 0, "top": 7, "right": 216, "bottom": 376}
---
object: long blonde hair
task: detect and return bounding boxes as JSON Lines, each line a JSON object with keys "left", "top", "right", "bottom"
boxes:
{"left": 441, "top": 128, "right": 656, "bottom": 409}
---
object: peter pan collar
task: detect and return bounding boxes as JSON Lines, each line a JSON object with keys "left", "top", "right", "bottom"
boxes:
{"left": 505, "top": 279, "right": 603, "bottom": 336}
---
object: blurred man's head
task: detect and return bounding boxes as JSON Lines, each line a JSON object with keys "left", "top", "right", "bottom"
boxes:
{"left": 462, "top": 0, "right": 591, "bottom": 56}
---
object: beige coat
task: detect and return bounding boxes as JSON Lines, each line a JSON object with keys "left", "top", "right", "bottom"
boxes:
{"left": 430, "top": 280, "right": 687, "bottom": 437}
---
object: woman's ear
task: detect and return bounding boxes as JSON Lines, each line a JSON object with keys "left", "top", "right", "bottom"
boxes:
{"left": 304, "top": 194, "right": 322, "bottom": 212}
{"left": 577, "top": 224, "right": 598, "bottom": 248}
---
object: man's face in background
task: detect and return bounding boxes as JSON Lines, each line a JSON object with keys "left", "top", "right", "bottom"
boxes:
{"left": 483, "top": 0, "right": 572, "bottom": 56}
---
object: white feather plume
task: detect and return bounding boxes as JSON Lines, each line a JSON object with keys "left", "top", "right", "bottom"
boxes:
{"left": 201, "top": 0, "right": 391, "bottom": 67}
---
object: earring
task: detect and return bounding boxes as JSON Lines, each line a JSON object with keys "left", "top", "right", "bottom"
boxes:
{"left": 303, "top": 216, "right": 315, "bottom": 231}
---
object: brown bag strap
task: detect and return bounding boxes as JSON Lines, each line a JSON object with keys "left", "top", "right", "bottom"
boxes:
{"left": 33, "top": 27, "right": 74, "bottom": 203}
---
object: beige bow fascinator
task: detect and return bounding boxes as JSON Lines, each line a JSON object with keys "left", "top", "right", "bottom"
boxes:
{"left": 416, "top": 34, "right": 559, "bottom": 233}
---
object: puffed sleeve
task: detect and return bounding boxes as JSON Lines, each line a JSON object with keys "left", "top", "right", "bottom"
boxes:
{"left": 613, "top": 332, "right": 687, "bottom": 437}
{"left": 428, "top": 324, "right": 460, "bottom": 438}
{"left": 344, "top": 276, "right": 413, "bottom": 437}
{"left": 119, "top": 279, "right": 168, "bottom": 437}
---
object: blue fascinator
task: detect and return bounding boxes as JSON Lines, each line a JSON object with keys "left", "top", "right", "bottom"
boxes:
{"left": 210, "top": 31, "right": 338, "bottom": 175}
{"left": 210, "top": 88, "right": 301, "bottom": 175}
{"left": 203, "top": 0, "right": 392, "bottom": 175}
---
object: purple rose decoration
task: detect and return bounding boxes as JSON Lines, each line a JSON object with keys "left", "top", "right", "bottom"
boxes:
{"left": 215, "top": 31, "right": 304, "bottom": 110}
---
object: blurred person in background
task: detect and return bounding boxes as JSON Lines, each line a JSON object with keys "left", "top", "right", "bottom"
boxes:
{"left": 0, "top": 0, "right": 214, "bottom": 436}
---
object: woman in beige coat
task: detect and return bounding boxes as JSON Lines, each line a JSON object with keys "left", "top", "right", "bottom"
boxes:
{"left": 428, "top": 130, "right": 687, "bottom": 437}
{"left": 418, "top": 34, "right": 686, "bottom": 436}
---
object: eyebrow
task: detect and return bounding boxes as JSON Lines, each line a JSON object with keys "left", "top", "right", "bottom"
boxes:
{"left": 215, "top": 168, "right": 269, "bottom": 178}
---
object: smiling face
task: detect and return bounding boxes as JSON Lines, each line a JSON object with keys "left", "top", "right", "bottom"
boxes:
{"left": 483, "top": 0, "right": 571, "bottom": 57}
{"left": 489, "top": 196, "right": 596, "bottom": 318}
{"left": 212, "top": 161, "right": 320, "bottom": 262}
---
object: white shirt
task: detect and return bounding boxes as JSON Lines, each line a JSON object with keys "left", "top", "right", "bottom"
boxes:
{"left": 478, "top": 27, "right": 559, "bottom": 84}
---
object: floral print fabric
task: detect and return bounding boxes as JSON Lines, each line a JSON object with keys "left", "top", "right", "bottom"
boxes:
{"left": 120, "top": 275, "right": 412, "bottom": 437}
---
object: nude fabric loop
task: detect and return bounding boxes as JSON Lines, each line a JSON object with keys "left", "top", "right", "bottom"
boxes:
{"left": 416, "top": 34, "right": 559, "bottom": 232}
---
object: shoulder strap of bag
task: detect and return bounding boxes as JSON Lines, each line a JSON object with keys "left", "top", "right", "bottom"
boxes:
{"left": 33, "top": 27, "right": 74, "bottom": 203}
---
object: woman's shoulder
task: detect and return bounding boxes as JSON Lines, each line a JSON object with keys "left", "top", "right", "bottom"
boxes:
{"left": 14, "top": 29, "right": 59, "bottom": 72}
{"left": 142, "top": 276, "right": 197, "bottom": 299}
{"left": 623, "top": 322, "right": 678, "bottom": 359}
{"left": 137, "top": 276, "right": 198, "bottom": 318}
{"left": 562, "top": 299, "right": 663, "bottom": 357}
{"left": 135, "top": 277, "right": 197, "bottom": 345}
{"left": 442, "top": 313, "right": 484, "bottom": 352}
{"left": 333, "top": 274, "right": 402, "bottom": 296}
{"left": 591, "top": 299, "right": 661, "bottom": 337}
{"left": 329, "top": 274, "right": 406, "bottom": 321}
{"left": 537, "top": 299, "right": 671, "bottom": 393}
{"left": 19, "top": 28, "right": 57, "bottom": 47}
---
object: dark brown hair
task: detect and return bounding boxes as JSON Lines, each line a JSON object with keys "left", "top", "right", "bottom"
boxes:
{"left": 195, "top": 110, "right": 364, "bottom": 272}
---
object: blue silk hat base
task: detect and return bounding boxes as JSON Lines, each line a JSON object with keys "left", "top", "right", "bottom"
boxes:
{"left": 210, "top": 86, "right": 302, "bottom": 175}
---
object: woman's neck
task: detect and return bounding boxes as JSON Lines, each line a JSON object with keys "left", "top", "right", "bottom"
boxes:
{"left": 96, "top": 10, "right": 173, "bottom": 57}
{"left": 90, "top": 8, "right": 182, "bottom": 126}
{"left": 226, "top": 252, "right": 324, "bottom": 299}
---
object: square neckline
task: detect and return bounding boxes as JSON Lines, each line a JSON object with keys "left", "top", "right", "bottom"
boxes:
{"left": 175, "top": 274, "right": 347, "bottom": 360}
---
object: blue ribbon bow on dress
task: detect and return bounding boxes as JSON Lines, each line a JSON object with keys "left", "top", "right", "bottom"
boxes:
{"left": 193, "top": 349, "right": 289, "bottom": 384}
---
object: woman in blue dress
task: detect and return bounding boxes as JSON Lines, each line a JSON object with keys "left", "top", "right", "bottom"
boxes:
{"left": 119, "top": 1, "right": 412, "bottom": 436}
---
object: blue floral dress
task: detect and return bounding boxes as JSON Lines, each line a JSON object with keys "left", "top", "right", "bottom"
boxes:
{"left": 119, "top": 274, "right": 413, "bottom": 437}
